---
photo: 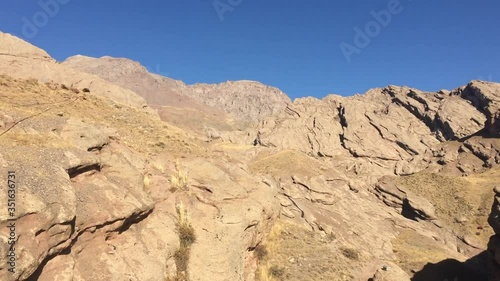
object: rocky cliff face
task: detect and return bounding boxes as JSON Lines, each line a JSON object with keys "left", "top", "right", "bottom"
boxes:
{"left": 223, "top": 83, "right": 499, "bottom": 177}
{"left": 454, "top": 80, "right": 500, "bottom": 138}
{"left": 0, "top": 32, "right": 499, "bottom": 281}
{"left": 188, "top": 80, "right": 291, "bottom": 121}
{"left": 233, "top": 83, "right": 499, "bottom": 280}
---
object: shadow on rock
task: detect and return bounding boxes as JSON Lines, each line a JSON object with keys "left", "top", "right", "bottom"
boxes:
{"left": 411, "top": 251, "right": 490, "bottom": 281}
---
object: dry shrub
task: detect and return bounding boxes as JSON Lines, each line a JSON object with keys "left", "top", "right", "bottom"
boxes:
{"left": 170, "top": 160, "right": 188, "bottom": 191}
{"left": 255, "top": 244, "right": 268, "bottom": 260}
{"left": 169, "top": 201, "right": 196, "bottom": 281}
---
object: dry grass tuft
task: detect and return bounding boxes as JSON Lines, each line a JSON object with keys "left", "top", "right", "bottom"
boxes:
{"left": 143, "top": 174, "right": 151, "bottom": 191}
{"left": 154, "top": 161, "right": 166, "bottom": 173}
{"left": 178, "top": 222, "right": 196, "bottom": 248}
{"left": 167, "top": 201, "right": 196, "bottom": 281}
{"left": 170, "top": 160, "right": 188, "bottom": 191}
{"left": 256, "top": 224, "right": 287, "bottom": 281}
{"left": 258, "top": 262, "right": 286, "bottom": 281}
{"left": 268, "top": 265, "right": 285, "bottom": 278}
{"left": 255, "top": 244, "right": 268, "bottom": 260}
{"left": 174, "top": 246, "right": 191, "bottom": 273}
{"left": 176, "top": 201, "right": 196, "bottom": 247}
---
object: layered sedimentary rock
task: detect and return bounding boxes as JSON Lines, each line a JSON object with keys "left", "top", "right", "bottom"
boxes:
{"left": 225, "top": 83, "right": 499, "bottom": 177}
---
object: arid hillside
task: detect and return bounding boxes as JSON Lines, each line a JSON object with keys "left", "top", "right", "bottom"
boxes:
{"left": 62, "top": 55, "right": 291, "bottom": 133}
{"left": 0, "top": 31, "right": 499, "bottom": 281}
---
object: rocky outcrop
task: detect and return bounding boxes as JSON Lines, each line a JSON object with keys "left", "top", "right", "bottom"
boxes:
{"left": 0, "top": 126, "right": 155, "bottom": 280}
{"left": 221, "top": 82, "right": 499, "bottom": 279}
{"left": 375, "top": 176, "right": 437, "bottom": 221}
{"left": 385, "top": 86, "right": 486, "bottom": 141}
{"left": 223, "top": 82, "right": 499, "bottom": 177}
{"left": 189, "top": 80, "right": 292, "bottom": 121}
{"left": 488, "top": 186, "right": 500, "bottom": 280}
{"left": 455, "top": 81, "right": 500, "bottom": 137}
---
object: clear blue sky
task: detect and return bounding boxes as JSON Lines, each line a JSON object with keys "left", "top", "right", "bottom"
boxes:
{"left": 1, "top": 0, "right": 499, "bottom": 99}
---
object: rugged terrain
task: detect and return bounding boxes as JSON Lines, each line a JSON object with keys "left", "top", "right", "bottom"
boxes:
{"left": 0, "top": 31, "right": 499, "bottom": 281}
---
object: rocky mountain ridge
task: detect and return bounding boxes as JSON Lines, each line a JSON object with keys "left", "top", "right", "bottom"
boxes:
{"left": 0, "top": 31, "right": 499, "bottom": 281}
{"left": 62, "top": 55, "right": 291, "bottom": 124}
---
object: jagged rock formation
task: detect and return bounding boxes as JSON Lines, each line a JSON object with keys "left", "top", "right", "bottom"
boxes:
{"left": 207, "top": 72, "right": 499, "bottom": 280}
{"left": 224, "top": 83, "right": 499, "bottom": 177}
{"left": 454, "top": 81, "right": 500, "bottom": 137}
